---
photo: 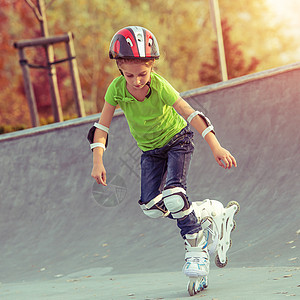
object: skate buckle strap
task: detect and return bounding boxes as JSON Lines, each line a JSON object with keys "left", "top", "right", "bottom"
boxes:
{"left": 185, "top": 233, "right": 198, "bottom": 240}
{"left": 200, "top": 217, "right": 213, "bottom": 229}
{"left": 185, "top": 251, "right": 208, "bottom": 261}
{"left": 185, "top": 245, "right": 207, "bottom": 253}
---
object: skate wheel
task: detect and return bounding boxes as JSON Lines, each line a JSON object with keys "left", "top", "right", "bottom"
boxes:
{"left": 231, "top": 220, "right": 236, "bottom": 232}
{"left": 187, "top": 277, "right": 207, "bottom": 296}
{"left": 226, "top": 201, "right": 240, "bottom": 215}
{"left": 187, "top": 276, "right": 208, "bottom": 296}
{"left": 215, "top": 254, "right": 228, "bottom": 268}
{"left": 188, "top": 279, "right": 197, "bottom": 296}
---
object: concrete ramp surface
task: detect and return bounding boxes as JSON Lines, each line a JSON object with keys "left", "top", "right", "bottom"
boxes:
{"left": 0, "top": 63, "right": 299, "bottom": 299}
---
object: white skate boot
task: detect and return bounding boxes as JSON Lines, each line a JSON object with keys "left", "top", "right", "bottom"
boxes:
{"left": 183, "top": 230, "right": 209, "bottom": 296}
{"left": 192, "top": 199, "right": 240, "bottom": 268}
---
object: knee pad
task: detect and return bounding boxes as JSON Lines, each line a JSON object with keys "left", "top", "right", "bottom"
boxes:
{"left": 139, "top": 194, "right": 170, "bottom": 219}
{"left": 162, "top": 186, "right": 194, "bottom": 219}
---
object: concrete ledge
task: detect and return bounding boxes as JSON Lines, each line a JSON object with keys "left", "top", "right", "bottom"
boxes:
{"left": 180, "top": 61, "right": 300, "bottom": 98}
{"left": 0, "top": 109, "right": 123, "bottom": 142}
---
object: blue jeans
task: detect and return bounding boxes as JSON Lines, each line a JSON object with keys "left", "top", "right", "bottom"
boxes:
{"left": 140, "top": 126, "right": 202, "bottom": 238}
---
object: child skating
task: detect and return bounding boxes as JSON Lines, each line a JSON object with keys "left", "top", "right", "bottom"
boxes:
{"left": 89, "top": 26, "right": 238, "bottom": 296}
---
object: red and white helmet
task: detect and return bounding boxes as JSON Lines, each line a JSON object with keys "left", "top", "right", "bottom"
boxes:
{"left": 109, "top": 26, "right": 160, "bottom": 60}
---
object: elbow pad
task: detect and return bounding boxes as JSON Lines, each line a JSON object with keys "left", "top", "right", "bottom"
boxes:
{"left": 87, "top": 123, "right": 109, "bottom": 151}
{"left": 187, "top": 110, "right": 215, "bottom": 138}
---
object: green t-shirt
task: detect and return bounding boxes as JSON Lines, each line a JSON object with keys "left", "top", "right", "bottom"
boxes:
{"left": 105, "top": 72, "right": 187, "bottom": 151}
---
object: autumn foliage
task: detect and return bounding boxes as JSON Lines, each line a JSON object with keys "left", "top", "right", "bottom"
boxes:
{"left": 0, "top": 0, "right": 297, "bottom": 131}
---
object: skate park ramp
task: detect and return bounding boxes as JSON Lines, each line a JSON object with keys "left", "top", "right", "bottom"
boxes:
{"left": 0, "top": 63, "right": 299, "bottom": 299}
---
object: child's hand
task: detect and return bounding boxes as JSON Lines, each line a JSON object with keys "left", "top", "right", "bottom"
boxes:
{"left": 212, "top": 146, "right": 237, "bottom": 169}
{"left": 91, "top": 163, "right": 107, "bottom": 186}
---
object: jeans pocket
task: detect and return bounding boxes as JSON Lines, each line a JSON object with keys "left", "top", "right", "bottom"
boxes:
{"left": 179, "top": 130, "right": 194, "bottom": 149}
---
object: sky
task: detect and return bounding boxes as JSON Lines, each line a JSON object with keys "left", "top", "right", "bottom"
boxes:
{"left": 266, "top": 0, "right": 300, "bottom": 59}
{"left": 267, "top": 0, "right": 300, "bottom": 38}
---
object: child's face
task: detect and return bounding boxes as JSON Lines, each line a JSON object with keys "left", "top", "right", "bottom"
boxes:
{"left": 119, "top": 62, "right": 152, "bottom": 91}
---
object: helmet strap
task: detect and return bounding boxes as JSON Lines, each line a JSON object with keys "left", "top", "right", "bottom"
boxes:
{"left": 145, "top": 81, "right": 152, "bottom": 98}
